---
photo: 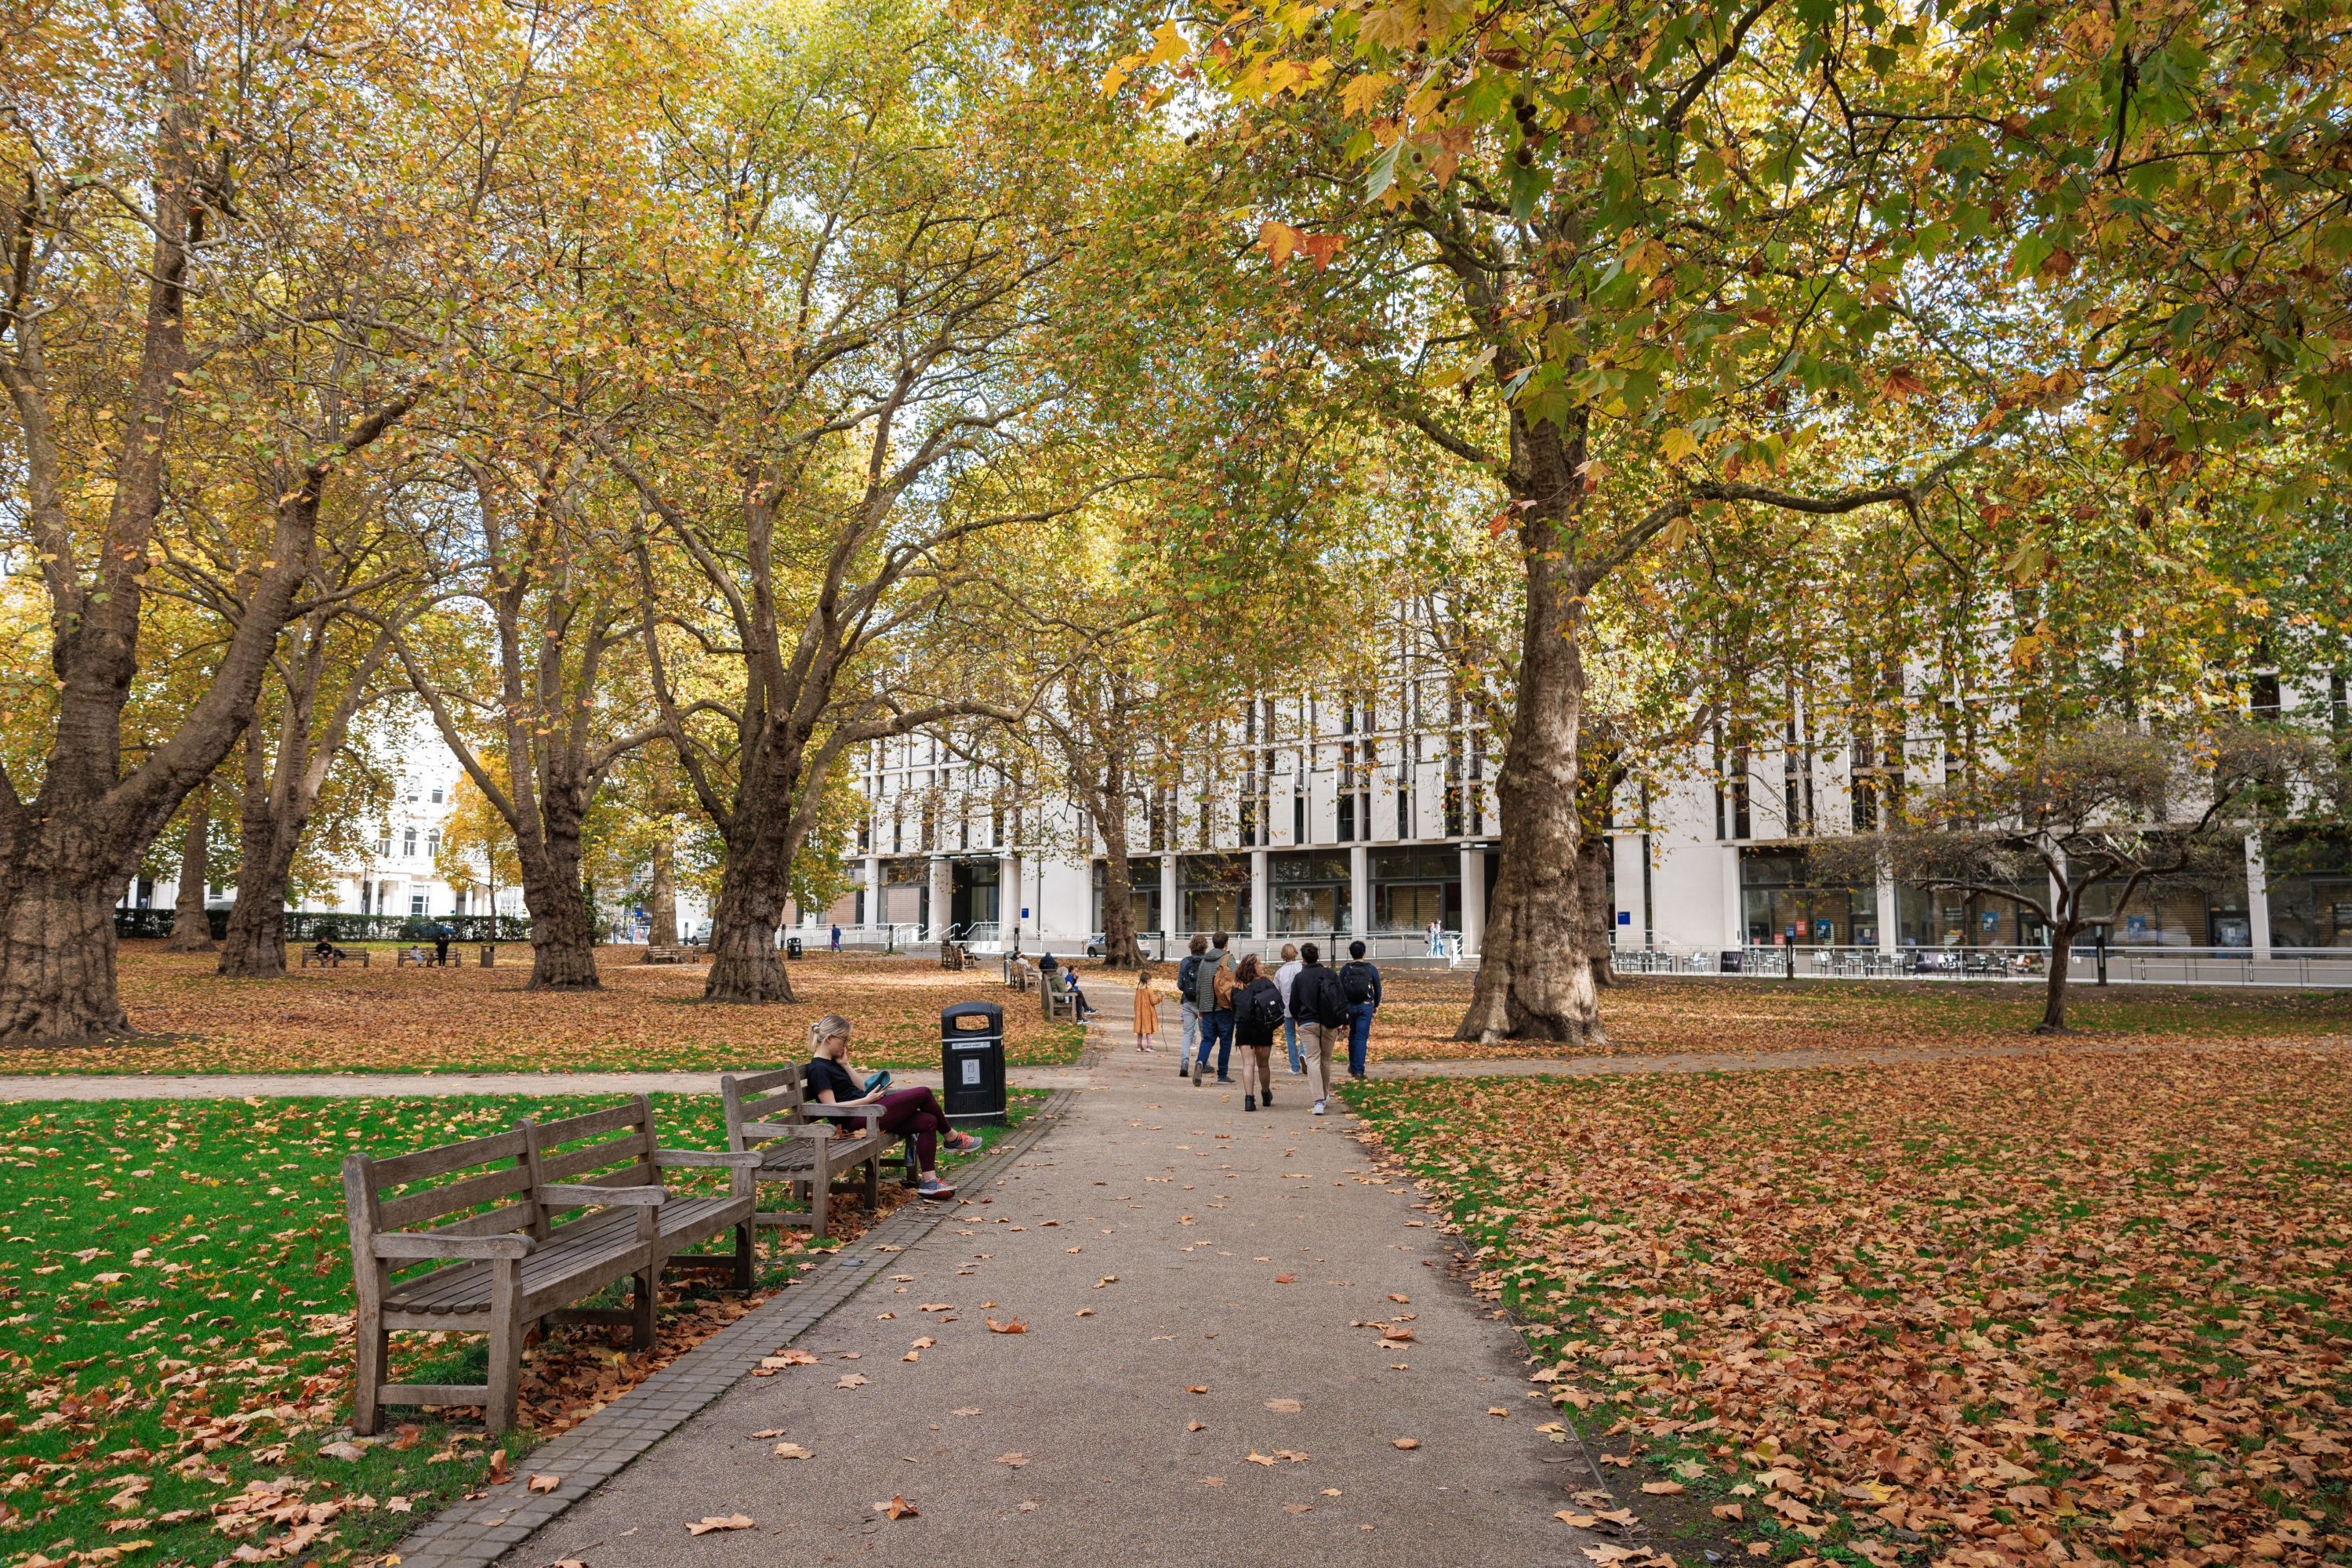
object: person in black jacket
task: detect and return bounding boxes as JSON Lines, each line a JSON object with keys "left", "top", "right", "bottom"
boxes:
{"left": 1338, "top": 940, "right": 1383, "bottom": 1080}
{"left": 1287, "top": 942, "right": 1350, "bottom": 1115}
{"left": 1232, "top": 953, "right": 1284, "bottom": 1112}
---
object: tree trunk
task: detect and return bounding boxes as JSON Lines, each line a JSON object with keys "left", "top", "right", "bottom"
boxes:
{"left": 648, "top": 840, "right": 678, "bottom": 948}
{"left": 0, "top": 824, "right": 137, "bottom": 1042}
{"left": 2036, "top": 917, "right": 2078, "bottom": 1033}
{"left": 1455, "top": 412, "right": 1604, "bottom": 1045}
{"left": 1576, "top": 828, "right": 1616, "bottom": 989}
{"left": 1097, "top": 800, "right": 1145, "bottom": 968}
{"left": 165, "top": 786, "right": 216, "bottom": 952}
{"left": 520, "top": 811, "right": 601, "bottom": 989}
{"left": 703, "top": 744, "right": 800, "bottom": 1004}
{"left": 218, "top": 746, "right": 298, "bottom": 978}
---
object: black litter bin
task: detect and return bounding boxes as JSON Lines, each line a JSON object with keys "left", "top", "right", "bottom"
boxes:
{"left": 940, "top": 1001, "right": 1006, "bottom": 1126}
{"left": 785, "top": 935, "right": 804, "bottom": 960}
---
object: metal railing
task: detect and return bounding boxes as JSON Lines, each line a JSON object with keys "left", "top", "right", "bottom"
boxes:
{"left": 1606, "top": 942, "right": 2352, "bottom": 989}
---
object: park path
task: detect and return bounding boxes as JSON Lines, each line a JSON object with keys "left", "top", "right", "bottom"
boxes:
{"left": 1, "top": 1029, "right": 2327, "bottom": 1102}
{"left": 492, "top": 988, "right": 1611, "bottom": 1568}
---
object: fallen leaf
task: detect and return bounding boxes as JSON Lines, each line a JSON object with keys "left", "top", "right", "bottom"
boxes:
{"left": 986, "top": 1317, "right": 1028, "bottom": 1334}
{"left": 1388, "top": 1294, "right": 1410, "bottom": 1303}
{"left": 875, "top": 1495, "right": 918, "bottom": 1520}
{"left": 1642, "top": 1481, "right": 1686, "bottom": 1495}
{"left": 319, "top": 1442, "right": 366, "bottom": 1463}
{"left": 1186, "top": 1385, "right": 1209, "bottom": 1394}
{"left": 1488, "top": 1406, "right": 1511, "bottom": 1417}
{"left": 750, "top": 1428, "right": 787, "bottom": 1439}
{"left": 836, "top": 1373, "right": 870, "bottom": 1388}
{"left": 910, "top": 1337, "right": 935, "bottom": 1349}
{"left": 1265, "top": 1398, "right": 1301, "bottom": 1413}
{"left": 528, "top": 1475, "right": 561, "bottom": 1494}
{"left": 1074, "top": 1308, "right": 1095, "bottom": 1316}
{"left": 1186, "top": 1420, "right": 1207, "bottom": 1432}
{"left": 1247, "top": 1451, "right": 1278, "bottom": 1467}
{"left": 1557, "top": 1512, "right": 1599, "bottom": 1526}
{"left": 1094, "top": 1276, "right": 1118, "bottom": 1289}
{"left": 1200, "top": 1476, "right": 1225, "bottom": 1487}
{"left": 953, "top": 1407, "right": 982, "bottom": 1417}
{"left": 902, "top": 1350, "right": 921, "bottom": 1363}
{"left": 996, "top": 1453, "right": 1028, "bottom": 1468}
{"left": 486, "top": 1452, "right": 511, "bottom": 1485}
{"left": 1392, "top": 1438, "right": 1420, "bottom": 1450}
{"left": 685, "top": 1514, "right": 753, "bottom": 1535}
{"left": 1274, "top": 1274, "right": 1296, "bottom": 1284}
{"left": 1283, "top": 1502, "right": 1314, "bottom": 1514}
{"left": 773, "top": 1443, "right": 813, "bottom": 1461}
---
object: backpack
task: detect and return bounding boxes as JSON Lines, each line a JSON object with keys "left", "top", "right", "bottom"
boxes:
{"left": 1196, "top": 951, "right": 1227, "bottom": 1011}
{"left": 1177, "top": 953, "right": 1202, "bottom": 1001}
{"left": 1305, "top": 967, "right": 1350, "bottom": 1028}
{"left": 1212, "top": 961, "right": 1238, "bottom": 1009}
{"left": 1341, "top": 960, "right": 1378, "bottom": 1005}
{"left": 1246, "top": 980, "right": 1285, "bottom": 1030}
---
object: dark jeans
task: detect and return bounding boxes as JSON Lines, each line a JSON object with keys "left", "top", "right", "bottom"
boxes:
{"left": 434, "top": 940, "right": 449, "bottom": 966}
{"left": 1195, "top": 1011, "right": 1234, "bottom": 1077}
{"left": 1346, "top": 1002, "right": 1374, "bottom": 1076}
{"left": 877, "top": 1086, "right": 949, "bottom": 1170}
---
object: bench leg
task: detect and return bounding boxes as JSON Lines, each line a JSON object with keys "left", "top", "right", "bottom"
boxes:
{"left": 631, "top": 1265, "right": 658, "bottom": 1348}
{"left": 486, "top": 1262, "right": 523, "bottom": 1435}
{"left": 352, "top": 1319, "right": 388, "bottom": 1436}
{"left": 732, "top": 1221, "right": 755, "bottom": 1291}
{"left": 863, "top": 1149, "right": 880, "bottom": 1208}
{"left": 809, "top": 1167, "right": 831, "bottom": 1239}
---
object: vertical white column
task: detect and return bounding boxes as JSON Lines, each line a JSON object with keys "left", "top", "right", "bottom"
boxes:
{"left": 864, "top": 855, "right": 881, "bottom": 931}
{"left": 2245, "top": 833, "right": 2271, "bottom": 959}
{"left": 1349, "top": 843, "right": 1370, "bottom": 942}
{"left": 928, "top": 855, "right": 952, "bottom": 943}
{"left": 998, "top": 851, "right": 1018, "bottom": 947}
{"left": 1161, "top": 852, "right": 1179, "bottom": 947}
{"left": 1250, "top": 848, "right": 1270, "bottom": 950}
{"left": 1723, "top": 846, "right": 1744, "bottom": 951}
{"left": 1877, "top": 870, "right": 1900, "bottom": 955}
{"left": 1460, "top": 845, "right": 1484, "bottom": 958}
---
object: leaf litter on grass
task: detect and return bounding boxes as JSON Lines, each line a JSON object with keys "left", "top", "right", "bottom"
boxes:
{"left": 1345, "top": 1047, "right": 2352, "bottom": 1568}
{"left": 0, "top": 1091, "right": 1029, "bottom": 1568}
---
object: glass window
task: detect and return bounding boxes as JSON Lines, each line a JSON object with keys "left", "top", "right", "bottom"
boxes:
{"left": 2265, "top": 831, "right": 2352, "bottom": 949}
{"left": 1740, "top": 847, "right": 1867, "bottom": 946}
{"left": 1177, "top": 853, "right": 1251, "bottom": 935}
{"left": 402, "top": 828, "right": 417, "bottom": 858}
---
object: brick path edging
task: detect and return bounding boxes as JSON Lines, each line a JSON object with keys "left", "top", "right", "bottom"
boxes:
{"left": 385, "top": 1088, "right": 1077, "bottom": 1568}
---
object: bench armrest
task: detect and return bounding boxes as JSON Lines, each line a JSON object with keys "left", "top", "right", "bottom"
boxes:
{"left": 652, "top": 1149, "right": 764, "bottom": 1169}
{"left": 539, "top": 1183, "right": 668, "bottom": 1207}
{"left": 800, "top": 1104, "right": 884, "bottom": 1125}
{"left": 373, "top": 1232, "right": 534, "bottom": 1261}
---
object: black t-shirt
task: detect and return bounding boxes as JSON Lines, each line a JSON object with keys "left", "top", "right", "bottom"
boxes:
{"left": 804, "top": 1057, "right": 859, "bottom": 1103}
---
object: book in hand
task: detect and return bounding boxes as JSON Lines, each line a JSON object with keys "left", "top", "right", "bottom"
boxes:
{"left": 863, "top": 1070, "right": 892, "bottom": 1096}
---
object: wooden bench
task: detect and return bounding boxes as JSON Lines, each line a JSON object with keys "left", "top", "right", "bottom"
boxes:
{"left": 1004, "top": 955, "right": 1036, "bottom": 993}
{"left": 299, "top": 946, "right": 369, "bottom": 968}
{"left": 641, "top": 945, "right": 706, "bottom": 964}
{"left": 1041, "top": 967, "right": 1079, "bottom": 1022}
{"left": 720, "top": 1069, "right": 920, "bottom": 1239}
{"left": 341, "top": 1095, "right": 759, "bottom": 1435}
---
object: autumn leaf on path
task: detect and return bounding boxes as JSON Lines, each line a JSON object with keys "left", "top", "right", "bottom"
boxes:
{"left": 686, "top": 1514, "right": 754, "bottom": 1535}
{"left": 1273, "top": 1274, "right": 1295, "bottom": 1284}
{"left": 1247, "top": 1451, "right": 1277, "bottom": 1467}
{"left": 1074, "top": 1308, "right": 1094, "bottom": 1316}
{"left": 1199, "top": 1476, "right": 1225, "bottom": 1486}
{"left": 750, "top": 1428, "right": 787, "bottom": 1439}
{"left": 1186, "top": 1420, "right": 1207, "bottom": 1432}
{"left": 773, "top": 1443, "right": 813, "bottom": 1460}
{"left": 486, "top": 1451, "right": 511, "bottom": 1484}
{"left": 874, "top": 1495, "right": 919, "bottom": 1519}
{"left": 1555, "top": 1512, "right": 1598, "bottom": 1526}
{"left": 836, "top": 1372, "right": 869, "bottom": 1388}
{"left": 1711, "top": 1504, "right": 1744, "bottom": 1521}
{"left": 1392, "top": 1438, "right": 1420, "bottom": 1450}
{"left": 1283, "top": 1501, "right": 1315, "bottom": 1514}
{"left": 1264, "top": 1398, "right": 1301, "bottom": 1413}
{"left": 527, "top": 1474, "right": 561, "bottom": 1494}
{"left": 986, "top": 1317, "right": 1027, "bottom": 1334}
{"left": 995, "top": 1453, "right": 1028, "bottom": 1468}
{"left": 1641, "top": 1481, "right": 1684, "bottom": 1495}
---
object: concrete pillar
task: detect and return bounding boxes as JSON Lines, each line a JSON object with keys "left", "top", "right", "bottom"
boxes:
{"left": 1161, "top": 853, "right": 1179, "bottom": 942}
{"left": 1349, "top": 843, "right": 1370, "bottom": 940}
{"left": 928, "top": 855, "right": 952, "bottom": 943}
{"left": 1723, "top": 846, "right": 1744, "bottom": 950}
{"left": 1249, "top": 848, "right": 1269, "bottom": 948}
{"left": 1460, "top": 845, "right": 1484, "bottom": 958}
{"left": 2246, "top": 833, "right": 2270, "bottom": 959}
{"left": 1876, "top": 871, "right": 1900, "bottom": 955}
{"left": 997, "top": 851, "right": 1018, "bottom": 946}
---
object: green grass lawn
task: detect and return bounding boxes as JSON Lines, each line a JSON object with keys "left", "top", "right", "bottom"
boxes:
{"left": 0, "top": 1090, "right": 1041, "bottom": 1568}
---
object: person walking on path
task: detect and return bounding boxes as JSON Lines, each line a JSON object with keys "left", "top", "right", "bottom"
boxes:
{"left": 1273, "top": 942, "right": 1304, "bottom": 1075}
{"left": 1174, "top": 935, "right": 1207, "bottom": 1079}
{"left": 1290, "top": 942, "right": 1348, "bottom": 1114}
{"left": 1340, "top": 939, "right": 1384, "bottom": 1080}
{"left": 829, "top": 922, "right": 841, "bottom": 953}
{"left": 1131, "top": 968, "right": 1162, "bottom": 1051}
{"left": 804, "top": 1014, "right": 978, "bottom": 1198}
{"left": 1190, "top": 931, "right": 1236, "bottom": 1087}
{"left": 1232, "top": 954, "right": 1283, "bottom": 1112}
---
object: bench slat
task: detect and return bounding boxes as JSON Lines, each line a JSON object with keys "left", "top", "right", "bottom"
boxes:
{"left": 528, "top": 1102, "right": 651, "bottom": 1145}
{"left": 537, "top": 1140, "right": 655, "bottom": 1186}
{"left": 369, "top": 1129, "right": 529, "bottom": 1189}
{"left": 377, "top": 1163, "right": 535, "bottom": 1232}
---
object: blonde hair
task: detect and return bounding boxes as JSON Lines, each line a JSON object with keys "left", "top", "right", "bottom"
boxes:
{"left": 1280, "top": 942, "right": 1299, "bottom": 961}
{"left": 810, "top": 1014, "right": 853, "bottom": 1058}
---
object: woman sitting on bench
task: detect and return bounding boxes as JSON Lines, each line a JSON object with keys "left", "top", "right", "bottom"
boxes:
{"left": 804, "top": 1014, "right": 980, "bottom": 1200}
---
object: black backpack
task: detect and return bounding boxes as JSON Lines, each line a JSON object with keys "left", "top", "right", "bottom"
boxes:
{"left": 1177, "top": 953, "right": 1202, "bottom": 999}
{"left": 1246, "top": 980, "right": 1284, "bottom": 1030}
{"left": 1340, "top": 960, "right": 1377, "bottom": 1005}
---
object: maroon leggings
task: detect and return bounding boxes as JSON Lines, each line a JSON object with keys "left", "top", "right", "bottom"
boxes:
{"left": 875, "top": 1086, "right": 949, "bottom": 1168}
